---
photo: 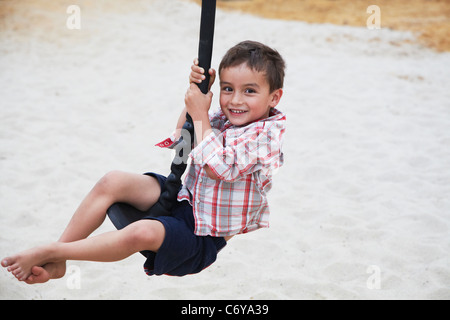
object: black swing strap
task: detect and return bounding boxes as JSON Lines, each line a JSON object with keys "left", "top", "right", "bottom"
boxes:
{"left": 197, "top": 0, "right": 217, "bottom": 95}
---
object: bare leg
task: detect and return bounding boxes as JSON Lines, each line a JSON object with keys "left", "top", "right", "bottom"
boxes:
{"left": 2, "top": 219, "right": 165, "bottom": 281}
{"left": 2, "top": 171, "right": 162, "bottom": 282}
{"left": 59, "top": 171, "right": 161, "bottom": 242}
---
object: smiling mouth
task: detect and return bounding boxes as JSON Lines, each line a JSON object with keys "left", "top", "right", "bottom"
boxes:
{"left": 229, "top": 109, "right": 247, "bottom": 115}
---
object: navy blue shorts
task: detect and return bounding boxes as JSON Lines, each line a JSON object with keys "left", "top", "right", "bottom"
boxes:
{"left": 138, "top": 173, "right": 226, "bottom": 276}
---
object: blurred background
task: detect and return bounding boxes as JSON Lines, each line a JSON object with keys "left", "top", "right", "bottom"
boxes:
{"left": 1, "top": 0, "right": 448, "bottom": 51}
{"left": 1, "top": 0, "right": 449, "bottom": 300}
{"left": 193, "top": 0, "right": 450, "bottom": 52}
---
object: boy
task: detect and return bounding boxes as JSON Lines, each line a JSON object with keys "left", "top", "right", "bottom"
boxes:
{"left": 1, "top": 40, "right": 286, "bottom": 282}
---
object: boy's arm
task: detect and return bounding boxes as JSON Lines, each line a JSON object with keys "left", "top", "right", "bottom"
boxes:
{"left": 174, "top": 58, "right": 216, "bottom": 141}
{"left": 185, "top": 58, "right": 219, "bottom": 180}
{"left": 184, "top": 83, "right": 219, "bottom": 181}
{"left": 173, "top": 107, "right": 187, "bottom": 141}
{"left": 191, "top": 109, "right": 220, "bottom": 180}
{"left": 191, "top": 122, "right": 285, "bottom": 183}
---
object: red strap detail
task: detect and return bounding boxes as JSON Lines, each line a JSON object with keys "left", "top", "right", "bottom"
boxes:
{"left": 155, "top": 137, "right": 175, "bottom": 148}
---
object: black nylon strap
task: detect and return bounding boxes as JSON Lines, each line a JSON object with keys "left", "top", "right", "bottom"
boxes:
{"left": 197, "top": 0, "right": 217, "bottom": 94}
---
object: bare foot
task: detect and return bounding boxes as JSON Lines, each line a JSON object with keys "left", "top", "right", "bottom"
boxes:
{"left": 25, "top": 261, "right": 66, "bottom": 284}
{"left": 24, "top": 266, "right": 51, "bottom": 284}
{"left": 2, "top": 245, "right": 55, "bottom": 281}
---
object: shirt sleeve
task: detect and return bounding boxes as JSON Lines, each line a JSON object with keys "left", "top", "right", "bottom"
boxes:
{"left": 190, "top": 123, "right": 284, "bottom": 183}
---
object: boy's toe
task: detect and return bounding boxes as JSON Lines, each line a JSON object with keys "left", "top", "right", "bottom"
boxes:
{"left": 1, "top": 258, "right": 11, "bottom": 267}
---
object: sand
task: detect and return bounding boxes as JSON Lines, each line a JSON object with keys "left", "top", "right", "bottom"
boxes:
{"left": 0, "top": 0, "right": 449, "bottom": 299}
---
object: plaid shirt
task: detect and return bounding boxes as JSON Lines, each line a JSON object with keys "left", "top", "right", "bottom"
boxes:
{"left": 158, "top": 108, "right": 286, "bottom": 237}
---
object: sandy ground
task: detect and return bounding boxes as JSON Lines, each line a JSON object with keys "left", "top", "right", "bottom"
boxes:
{"left": 0, "top": 0, "right": 449, "bottom": 299}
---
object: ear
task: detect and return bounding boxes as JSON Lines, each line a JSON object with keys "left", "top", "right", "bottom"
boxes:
{"left": 269, "top": 88, "right": 283, "bottom": 108}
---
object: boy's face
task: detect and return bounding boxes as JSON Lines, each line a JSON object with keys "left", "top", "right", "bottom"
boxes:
{"left": 219, "top": 63, "right": 282, "bottom": 126}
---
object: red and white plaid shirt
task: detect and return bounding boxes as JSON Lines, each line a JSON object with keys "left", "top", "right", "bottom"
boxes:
{"left": 158, "top": 108, "right": 286, "bottom": 237}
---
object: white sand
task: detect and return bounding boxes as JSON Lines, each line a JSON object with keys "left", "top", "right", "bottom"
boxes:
{"left": 1, "top": 0, "right": 449, "bottom": 300}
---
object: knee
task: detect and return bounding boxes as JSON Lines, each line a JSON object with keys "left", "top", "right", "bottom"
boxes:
{"left": 94, "top": 170, "right": 125, "bottom": 197}
{"left": 125, "top": 220, "right": 165, "bottom": 252}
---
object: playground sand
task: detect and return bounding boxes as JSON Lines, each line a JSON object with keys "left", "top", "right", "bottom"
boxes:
{"left": 1, "top": 0, "right": 449, "bottom": 299}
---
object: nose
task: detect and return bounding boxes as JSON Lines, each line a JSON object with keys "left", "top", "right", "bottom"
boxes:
{"left": 230, "top": 92, "right": 243, "bottom": 106}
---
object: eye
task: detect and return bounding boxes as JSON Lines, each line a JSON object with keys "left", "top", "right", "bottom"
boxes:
{"left": 221, "top": 86, "right": 233, "bottom": 92}
{"left": 245, "top": 88, "right": 257, "bottom": 94}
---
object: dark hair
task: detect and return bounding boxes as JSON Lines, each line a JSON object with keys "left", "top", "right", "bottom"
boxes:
{"left": 219, "top": 40, "right": 286, "bottom": 92}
